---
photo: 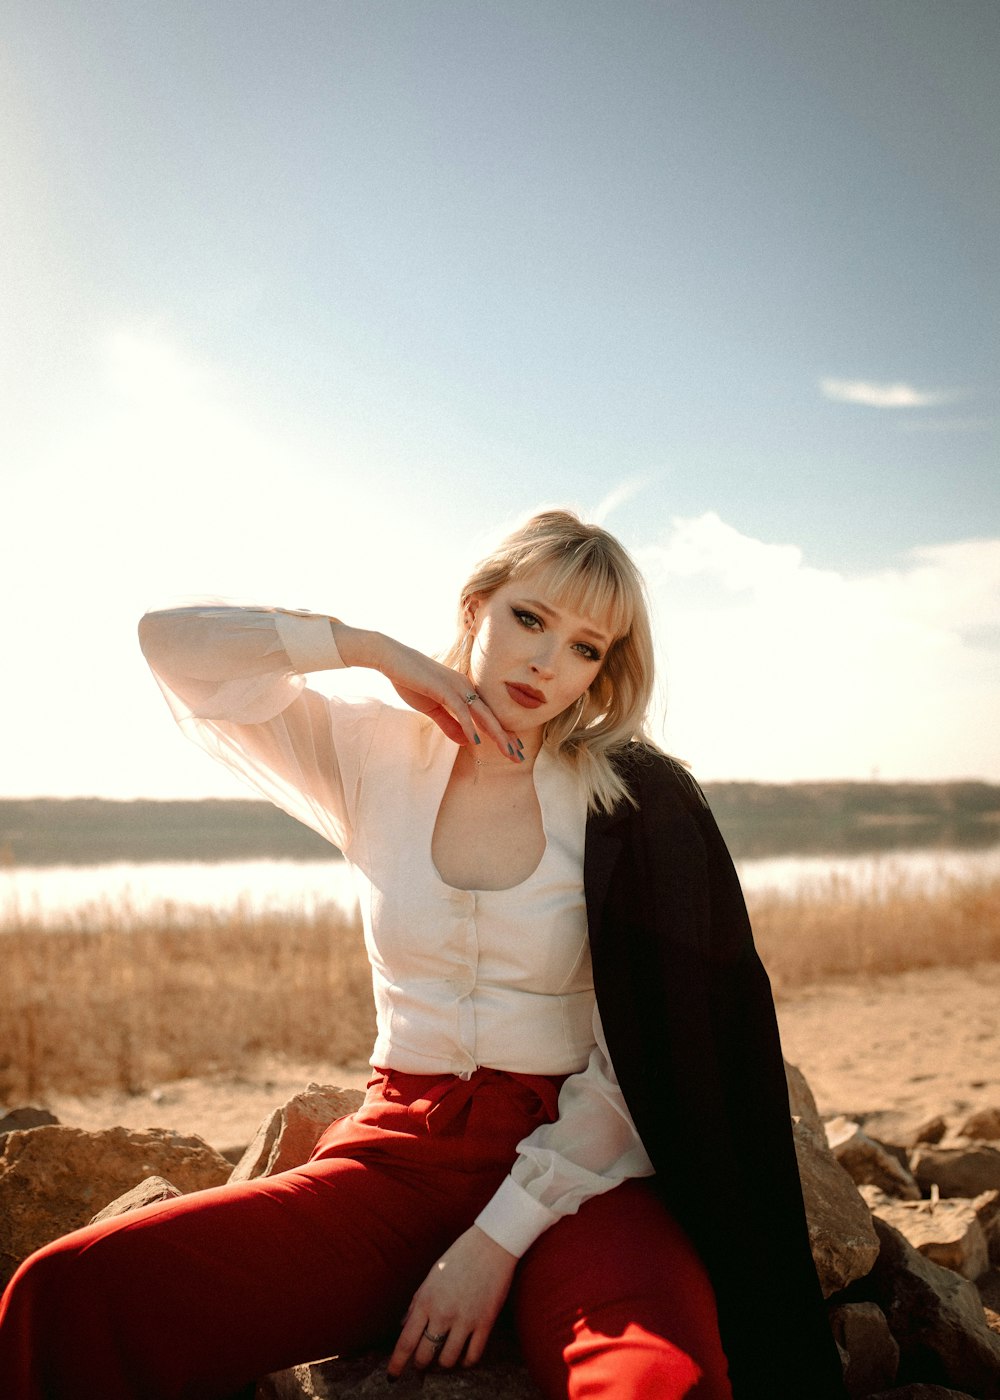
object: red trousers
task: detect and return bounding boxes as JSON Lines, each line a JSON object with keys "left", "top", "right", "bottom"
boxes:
{"left": 0, "top": 1068, "right": 732, "bottom": 1399}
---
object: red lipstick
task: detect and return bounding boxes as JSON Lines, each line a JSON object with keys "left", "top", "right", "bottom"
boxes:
{"left": 505, "top": 681, "right": 545, "bottom": 709}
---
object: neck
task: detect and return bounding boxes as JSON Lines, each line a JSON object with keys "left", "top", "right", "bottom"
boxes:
{"left": 456, "top": 738, "right": 541, "bottom": 779}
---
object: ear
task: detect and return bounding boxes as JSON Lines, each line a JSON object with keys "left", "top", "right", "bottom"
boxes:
{"left": 463, "top": 594, "right": 482, "bottom": 630}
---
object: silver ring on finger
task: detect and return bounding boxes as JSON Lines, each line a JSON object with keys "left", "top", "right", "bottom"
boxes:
{"left": 423, "top": 1327, "right": 448, "bottom": 1348}
{"left": 463, "top": 691, "right": 477, "bottom": 705}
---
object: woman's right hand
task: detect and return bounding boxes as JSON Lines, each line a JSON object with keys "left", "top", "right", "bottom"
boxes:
{"left": 332, "top": 623, "right": 522, "bottom": 762}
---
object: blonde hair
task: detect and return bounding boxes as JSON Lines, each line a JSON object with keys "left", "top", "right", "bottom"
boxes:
{"left": 440, "top": 510, "right": 659, "bottom": 813}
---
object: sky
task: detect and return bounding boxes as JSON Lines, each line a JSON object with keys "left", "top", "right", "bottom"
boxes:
{"left": 2, "top": 0, "right": 998, "bottom": 798}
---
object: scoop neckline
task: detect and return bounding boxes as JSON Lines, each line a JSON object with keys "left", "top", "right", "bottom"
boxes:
{"left": 429, "top": 740, "right": 551, "bottom": 895}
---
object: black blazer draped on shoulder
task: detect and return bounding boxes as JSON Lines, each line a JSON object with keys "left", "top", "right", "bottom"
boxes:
{"left": 585, "top": 746, "right": 846, "bottom": 1399}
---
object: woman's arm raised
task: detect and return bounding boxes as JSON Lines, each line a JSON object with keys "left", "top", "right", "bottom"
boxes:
{"left": 138, "top": 603, "right": 517, "bottom": 851}
{"left": 331, "top": 621, "right": 518, "bottom": 759}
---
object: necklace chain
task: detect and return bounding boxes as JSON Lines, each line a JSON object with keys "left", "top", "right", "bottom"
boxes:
{"left": 471, "top": 753, "right": 532, "bottom": 786}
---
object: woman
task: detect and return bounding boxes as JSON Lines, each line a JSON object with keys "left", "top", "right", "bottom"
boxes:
{"left": 0, "top": 511, "right": 844, "bottom": 1399}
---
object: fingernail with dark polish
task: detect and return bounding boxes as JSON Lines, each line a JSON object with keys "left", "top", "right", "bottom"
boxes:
{"left": 473, "top": 733, "right": 481, "bottom": 744}
{"left": 507, "top": 743, "right": 515, "bottom": 755}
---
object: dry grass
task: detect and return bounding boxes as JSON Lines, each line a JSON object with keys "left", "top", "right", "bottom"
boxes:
{"left": 0, "top": 901, "right": 375, "bottom": 1102}
{"left": 748, "top": 869, "right": 1000, "bottom": 993}
{"left": 3, "top": 869, "right": 999, "bottom": 1100}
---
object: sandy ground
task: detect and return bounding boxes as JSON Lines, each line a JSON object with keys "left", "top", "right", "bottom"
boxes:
{"left": 37, "top": 963, "right": 1000, "bottom": 1155}
{"left": 775, "top": 962, "right": 1000, "bottom": 1142}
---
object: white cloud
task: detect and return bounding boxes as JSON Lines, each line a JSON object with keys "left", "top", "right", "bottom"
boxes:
{"left": 590, "top": 477, "right": 649, "bottom": 525}
{"left": 637, "top": 516, "right": 1000, "bottom": 782}
{"left": 819, "top": 378, "right": 959, "bottom": 409}
{"left": 7, "top": 326, "right": 998, "bottom": 791}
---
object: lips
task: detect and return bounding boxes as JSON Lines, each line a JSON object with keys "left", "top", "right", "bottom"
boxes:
{"left": 504, "top": 681, "right": 546, "bottom": 709}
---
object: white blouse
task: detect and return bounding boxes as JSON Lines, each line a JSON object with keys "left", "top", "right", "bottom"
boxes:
{"left": 138, "top": 604, "right": 653, "bottom": 1257}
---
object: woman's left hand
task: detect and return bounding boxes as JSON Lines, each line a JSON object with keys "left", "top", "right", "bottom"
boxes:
{"left": 386, "top": 1226, "right": 518, "bottom": 1378}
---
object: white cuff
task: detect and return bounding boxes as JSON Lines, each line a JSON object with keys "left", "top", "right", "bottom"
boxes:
{"left": 275, "top": 613, "right": 345, "bottom": 674}
{"left": 474, "top": 1174, "right": 560, "bottom": 1259}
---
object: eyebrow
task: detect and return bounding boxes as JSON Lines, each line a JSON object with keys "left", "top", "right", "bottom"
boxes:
{"left": 518, "top": 597, "right": 613, "bottom": 648}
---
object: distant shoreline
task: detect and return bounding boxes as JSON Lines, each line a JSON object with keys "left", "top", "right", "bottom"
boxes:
{"left": 3, "top": 782, "right": 1000, "bottom": 865}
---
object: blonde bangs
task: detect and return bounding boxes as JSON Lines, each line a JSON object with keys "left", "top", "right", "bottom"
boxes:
{"left": 511, "top": 545, "right": 634, "bottom": 643}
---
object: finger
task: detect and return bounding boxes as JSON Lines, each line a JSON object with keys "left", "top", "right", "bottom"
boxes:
{"left": 436, "top": 1327, "right": 469, "bottom": 1370}
{"left": 430, "top": 707, "right": 470, "bottom": 746}
{"left": 458, "top": 694, "right": 522, "bottom": 762}
{"left": 447, "top": 689, "right": 487, "bottom": 748}
{"left": 462, "top": 1324, "right": 490, "bottom": 1368}
{"left": 413, "top": 1331, "right": 449, "bottom": 1371}
{"left": 386, "top": 1313, "right": 428, "bottom": 1378}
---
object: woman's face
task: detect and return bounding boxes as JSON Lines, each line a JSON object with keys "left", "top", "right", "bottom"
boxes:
{"left": 466, "top": 570, "right": 613, "bottom": 737}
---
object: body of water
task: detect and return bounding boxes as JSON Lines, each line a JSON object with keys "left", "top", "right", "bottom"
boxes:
{"left": 3, "top": 843, "right": 1000, "bottom": 929}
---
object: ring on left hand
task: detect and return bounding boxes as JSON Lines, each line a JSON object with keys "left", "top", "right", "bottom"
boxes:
{"left": 422, "top": 1327, "right": 448, "bottom": 1347}
{"left": 463, "top": 691, "right": 477, "bottom": 705}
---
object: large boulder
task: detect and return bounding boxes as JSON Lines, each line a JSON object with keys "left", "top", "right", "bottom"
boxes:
{"left": 257, "top": 1333, "right": 542, "bottom": 1398}
{"left": 827, "top": 1117, "right": 922, "bottom": 1200}
{"left": 0, "top": 1106, "right": 60, "bottom": 1141}
{"left": 0, "top": 1124, "right": 230, "bottom": 1287}
{"left": 911, "top": 1146, "right": 1000, "bottom": 1199}
{"left": 974, "top": 1191, "right": 1000, "bottom": 1266}
{"left": 89, "top": 1174, "right": 183, "bottom": 1224}
{"left": 785, "top": 1058, "right": 825, "bottom": 1137}
{"left": 865, "top": 1216, "right": 1000, "bottom": 1396}
{"left": 860, "top": 1188, "right": 989, "bottom": 1282}
{"left": 910, "top": 1119, "right": 950, "bottom": 1147}
{"left": 959, "top": 1108, "right": 1000, "bottom": 1142}
{"left": 230, "top": 1084, "right": 365, "bottom": 1184}
{"left": 869, "top": 1387, "right": 981, "bottom": 1399}
{"left": 792, "top": 1117, "right": 880, "bottom": 1296}
{"left": 829, "top": 1301, "right": 899, "bottom": 1398}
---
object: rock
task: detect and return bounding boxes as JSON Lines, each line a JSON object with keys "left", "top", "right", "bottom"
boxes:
{"left": 257, "top": 1344, "right": 543, "bottom": 1398}
{"left": 978, "top": 1267, "right": 1000, "bottom": 1337}
{"left": 785, "top": 1058, "right": 824, "bottom": 1137}
{"left": 230, "top": 1084, "right": 365, "bottom": 1183}
{"left": 829, "top": 1301, "right": 899, "bottom": 1398}
{"left": 88, "top": 1174, "right": 183, "bottom": 1224}
{"left": 911, "top": 1145, "right": 1000, "bottom": 1198}
{"left": 868, "top": 1387, "right": 981, "bottom": 1398}
{"left": 827, "top": 1117, "right": 921, "bottom": 1200}
{"left": 911, "top": 1118, "right": 950, "bottom": 1147}
{"left": 864, "top": 1216, "right": 1000, "bottom": 1395}
{"left": 0, "top": 1125, "right": 231, "bottom": 1287}
{"left": 0, "top": 1106, "right": 60, "bottom": 1139}
{"left": 974, "top": 1190, "right": 1000, "bottom": 1265}
{"left": 960, "top": 1107, "right": 1000, "bottom": 1142}
{"left": 792, "top": 1118, "right": 880, "bottom": 1296}
{"left": 860, "top": 1188, "right": 989, "bottom": 1281}
{"left": 879, "top": 1139, "right": 919, "bottom": 1174}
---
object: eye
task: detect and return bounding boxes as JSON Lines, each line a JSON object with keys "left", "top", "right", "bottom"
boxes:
{"left": 574, "top": 642, "right": 602, "bottom": 663}
{"left": 512, "top": 608, "right": 542, "bottom": 630}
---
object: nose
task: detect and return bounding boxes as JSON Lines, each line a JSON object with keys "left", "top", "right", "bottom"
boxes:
{"left": 530, "top": 637, "right": 557, "bottom": 681}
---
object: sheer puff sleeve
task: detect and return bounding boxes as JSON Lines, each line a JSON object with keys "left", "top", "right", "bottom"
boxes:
{"left": 138, "top": 604, "right": 378, "bottom": 854}
{"left": 474, "top": 1001, "right": 654, "bottom": 1257}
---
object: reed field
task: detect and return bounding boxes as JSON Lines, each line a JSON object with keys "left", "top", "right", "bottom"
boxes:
{"left": 2, "top": 869, "right": 1000, "bottom": 1102}
{"left": 0, "top": 903, "right": 376, "bottom": 1102}
{"left": 747, "top": 868, "right": 1000, "bottom": 991}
